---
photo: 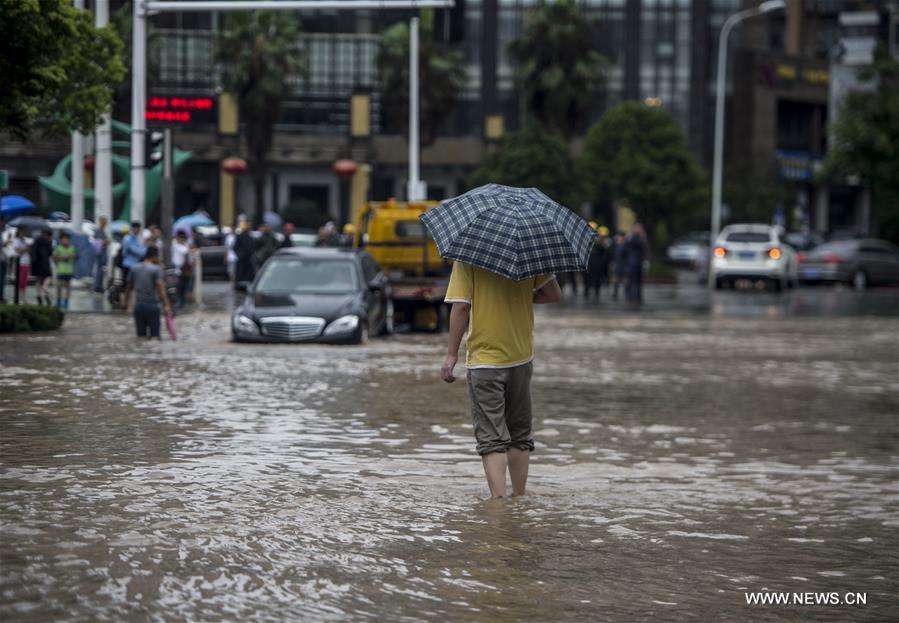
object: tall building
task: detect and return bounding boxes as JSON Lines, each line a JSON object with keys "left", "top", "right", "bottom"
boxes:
{"left": 0, "top": 0, "right": 894, "bottom": 233}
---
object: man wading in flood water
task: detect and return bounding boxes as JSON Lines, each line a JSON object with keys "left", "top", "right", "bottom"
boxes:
{"left": 441, "top": 263, "right": 562, "bottom": 498}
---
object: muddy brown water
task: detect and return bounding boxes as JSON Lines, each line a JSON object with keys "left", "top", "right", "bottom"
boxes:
{"left": 1, "top": 306, "right": 897, "bottom": 621}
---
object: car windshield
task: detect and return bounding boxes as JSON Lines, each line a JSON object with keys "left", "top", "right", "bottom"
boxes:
{"left": 725, "top": 231, "right": 771, "bottom": 243}
{"left": 256, "top": 258, "right": 358, "bottom": 294}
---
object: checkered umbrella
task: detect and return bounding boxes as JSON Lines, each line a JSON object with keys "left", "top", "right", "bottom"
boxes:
{"left": 420, "top": 184, "right": 597, "bottom": 281}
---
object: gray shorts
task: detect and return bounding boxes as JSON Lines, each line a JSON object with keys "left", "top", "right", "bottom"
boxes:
{"left": 467, "top": 362, "right": 535, "bottom": 456}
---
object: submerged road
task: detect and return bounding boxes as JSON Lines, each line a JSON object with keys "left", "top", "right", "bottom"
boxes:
{"left": 1, "top": 285, "right": 897, "bottom": 621}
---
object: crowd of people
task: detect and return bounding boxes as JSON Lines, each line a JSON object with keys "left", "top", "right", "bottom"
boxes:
{"left": 1, "top": 227, "right": 79, "bottom": 308}
{"left": 226, "top": 219, "right": 355, "bottom": 289}
{"left": 562, "top": 222, "right": 650, "bottom": 304}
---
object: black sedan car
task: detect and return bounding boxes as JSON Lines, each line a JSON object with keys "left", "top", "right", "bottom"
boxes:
{"left": 232, "top": 247, "right": 393, "bottom": 344}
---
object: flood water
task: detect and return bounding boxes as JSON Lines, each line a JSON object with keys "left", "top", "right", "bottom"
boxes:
{"left": 1, "top": 297, "right": 898, "bottom": 621}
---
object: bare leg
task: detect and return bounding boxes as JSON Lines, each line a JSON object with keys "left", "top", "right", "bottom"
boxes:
{"left": 507, "top": 448, "right": 530, "bottom": 496}
{"left": 481, "top": 452, "right": 508, "bottom": 498}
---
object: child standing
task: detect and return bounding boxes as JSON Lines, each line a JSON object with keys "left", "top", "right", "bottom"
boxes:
{"left": 53, "top": 233, "right": 77, "bottom": 310}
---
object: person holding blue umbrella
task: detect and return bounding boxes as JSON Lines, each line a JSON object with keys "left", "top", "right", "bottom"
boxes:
{"left": 423, "top": 184, "right": 594, "bottom": 499}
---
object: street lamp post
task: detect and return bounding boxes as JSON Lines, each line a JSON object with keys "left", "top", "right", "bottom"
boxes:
{"left": 709, "top": 0, "right": 786, "bottom": 288}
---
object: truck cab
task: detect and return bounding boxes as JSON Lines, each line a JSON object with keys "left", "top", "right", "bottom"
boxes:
{"left": 354, "top": 199, "right": 450, "bottom": 331}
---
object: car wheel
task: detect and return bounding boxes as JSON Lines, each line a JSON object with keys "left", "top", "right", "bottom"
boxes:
{"left": 380, "top": 299, "right": 394, "bottom": 336}
{"left": 852, "top": 269, "right": 867, "bottom": 291}
{"left": 771, "top": 278, "right": 783, "bottom": 292}
{"left": 714, "top": 277, "right": 724, "bottom": 290}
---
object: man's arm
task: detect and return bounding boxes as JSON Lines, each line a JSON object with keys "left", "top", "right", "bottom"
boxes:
{"left": 441, "top": 302, "right": 470, "bottom": 383}
{"left": 156, "top": 276, "right": 172, "bottom": 313}
{"left": 533, "top": 276, "right": 562, "bottom": 304}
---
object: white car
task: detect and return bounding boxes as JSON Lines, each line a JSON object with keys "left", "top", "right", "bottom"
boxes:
{"left": 711, "top": 224, "right": 798, "bottom": 290}
{"left": 667, "top": 231, "right": 709, "bottom": 268}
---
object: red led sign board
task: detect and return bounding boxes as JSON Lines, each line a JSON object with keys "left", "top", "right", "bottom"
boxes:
{"left": 145, "top": 96, "right": 216, "bottom": 125}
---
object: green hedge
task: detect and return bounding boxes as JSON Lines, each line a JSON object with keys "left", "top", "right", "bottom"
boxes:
{"left": 0, "top": 305, "right": 65, "bottom": 333}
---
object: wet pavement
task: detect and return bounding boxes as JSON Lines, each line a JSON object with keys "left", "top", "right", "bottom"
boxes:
{"left": 1, "top": 284, "right": 898, "bottom": 621}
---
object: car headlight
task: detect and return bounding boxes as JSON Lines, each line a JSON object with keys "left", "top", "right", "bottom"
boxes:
{"left": 324, "top": 314, "right": 360, "bottom": 336}
{"left": 233, "top": 313, "right": 259, "bottom": 335}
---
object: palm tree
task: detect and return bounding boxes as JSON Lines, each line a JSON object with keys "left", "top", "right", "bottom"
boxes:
{"left": 377, "top": 10, "right": 465, "bottom": 146}
{"left": 509, "top": 0, "right": 606, "bottom": 138}
{"left": 215, "top": 12, "right": 304, "bottom": 224}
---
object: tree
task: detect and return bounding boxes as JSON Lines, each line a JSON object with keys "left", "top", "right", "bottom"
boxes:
{"left": 215, "top": 12, "right": 304, "bottom": 225}
{"left": 468, "top": 126, "right": 582, "bottom": 210}
{"left": 509, "top": 0, "right": 606, "bottom": 138}
{"left": 377, "top": 10, "right": 465, "bottom": 146}
{"left": 579, "top": 102, "right": 708, "bottom": 237}
{"left": 724, "top": 163, "right": 794, "bottom": 225}
{"left": 820, "top": 46, "right": 899, "bottom": 242}
{"left": 0, "top": 0, "right": 125, "bottom": 139}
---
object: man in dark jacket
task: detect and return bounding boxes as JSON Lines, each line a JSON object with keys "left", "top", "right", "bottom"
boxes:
{"left": 255, "top": 223, "right": 279, "bottom": 268}
{"left": 31, "top": 230, "right": 54, "bottom": 306}
{"left": 233, "top": 222, "right": 256, "bottom": 288}
{"left": 624, "top": 223, "right": 648, "bottom": 304}
{"left": 585, "top": 225, "right": 610, "bottom": 300}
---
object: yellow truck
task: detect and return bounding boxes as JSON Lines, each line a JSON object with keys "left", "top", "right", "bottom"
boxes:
{"left": 354, "top": 198, "right": 450, "bottom": 331}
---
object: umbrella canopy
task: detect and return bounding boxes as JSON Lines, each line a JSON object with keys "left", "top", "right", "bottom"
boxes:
{"left": 7, "top": 215, "right": 51, "bottom": 233}
{"left": 420, "top": 184, "right": 597, "bottom": 281}
{"left": 47, "top": 211, "right": 70, "bottom": 221}
{"left": 0, "top": 195, "right": 35, "bottom": 219}
{"left": 174, "top": 211, "right": 215, "bottom": 229}
{"left": 263, "top": 211, "right": 283, "bottom": 228}
{"left": 110, "top": 220, "right": 131, "bottom": 235}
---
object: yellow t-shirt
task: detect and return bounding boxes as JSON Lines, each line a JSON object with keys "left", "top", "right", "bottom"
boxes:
{"left": 445, "top": 262, "right": 554, "bottom": 368}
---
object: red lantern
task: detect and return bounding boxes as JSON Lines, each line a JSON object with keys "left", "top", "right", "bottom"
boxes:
{"left": 221, "top": 156, "right": 247, "bottom": 176}
{"left": 83, "top": 155, "right": 95, "bottom": 172}
{"left": 332, "top": 159, "right": 358, "bottom": 179}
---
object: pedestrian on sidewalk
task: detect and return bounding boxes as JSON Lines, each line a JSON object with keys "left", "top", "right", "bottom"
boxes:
{"left": 233, "top": 221, "right": 255, "bottom": 289}
{"left": 92, "top": 216, "right": 109, "bottom": 292}
{"left": 171, "top": 231, "right": 193, "bottom": 308}
{"left": 441, "top": 263, "right": 562, "bottom": 498}
{"left": 31, "top": 230, "right": 54, "bottom": 306}
{"left": 52, "top": 232, "right": 77, "bottom": 310}
{"left": 121, "top": 222, "right": 146, "bottom": 287}
{"left": 124, "top": 245, "right": 172, "bottom": 339}
{"left": 255, "top": 223, "right": 279, "bottom": 268}
{"left": 584, "top": 224, "right": 610, "bottom": 300}
{"left": 12, "top": 228, "right": 32, "bottom": 304}
{"left": 0, "top": 226, "right": 10, "bottom": 303}
{"left": 624, "top": 223, "right": 648, "bottom": 304}
{"left": 610, "top": 231, "right": 628, "bottom": 301}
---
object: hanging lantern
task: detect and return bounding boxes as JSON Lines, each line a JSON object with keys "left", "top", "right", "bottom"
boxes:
{"left": 83, "top": 155, "right": 95, "bottom": 173}
{"left": 332, "top": 159, "right": 358, "bottom": 179}
{"left": 221, "top": 156, "right": 247, "bottom": 176}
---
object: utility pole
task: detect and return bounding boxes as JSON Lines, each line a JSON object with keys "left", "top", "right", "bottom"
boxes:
{"left": 407, "top": 16, "right": 426, "bottom": 202}
{"left": 129, "top": 0, "right": 147, "bottom": 225}
{"left": 71, "top": 0, "right": 86, "bottom": 230}
{"left": 94, "top": 0, "right": 113, "bottom": 226}
{"left": 161, "top": 129, "right": 175, "bottom": 267}
{"left": 709, "top": 0, "right": 786, "bottom": 288}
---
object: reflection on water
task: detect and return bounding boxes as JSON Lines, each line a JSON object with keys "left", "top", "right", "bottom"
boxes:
{"left": 1, "top": 308, "right": 897, "bottom": 621}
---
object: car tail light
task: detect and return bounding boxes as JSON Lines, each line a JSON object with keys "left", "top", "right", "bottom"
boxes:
{"left": 822, "top": 253, "right": 842, "bottom": 264}
{"left": 796, "top": 252, "right": 806, "bottom": 264}
{"left": 768, "top": 248, "right": 782, "bottom": 260}
{"left": 713, "top": 246, "right": 727, "bottom": 258}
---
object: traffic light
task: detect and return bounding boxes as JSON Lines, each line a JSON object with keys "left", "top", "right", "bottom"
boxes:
{"left": 149, "top": 130, "right": 165, "bottom": 166}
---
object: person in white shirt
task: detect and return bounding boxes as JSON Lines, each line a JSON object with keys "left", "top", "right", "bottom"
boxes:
{"left": 171, "top": 231, "right": 193, "bottom": 307}
{"left": 12, "top": 228, "right": 32, "bottom": 303}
